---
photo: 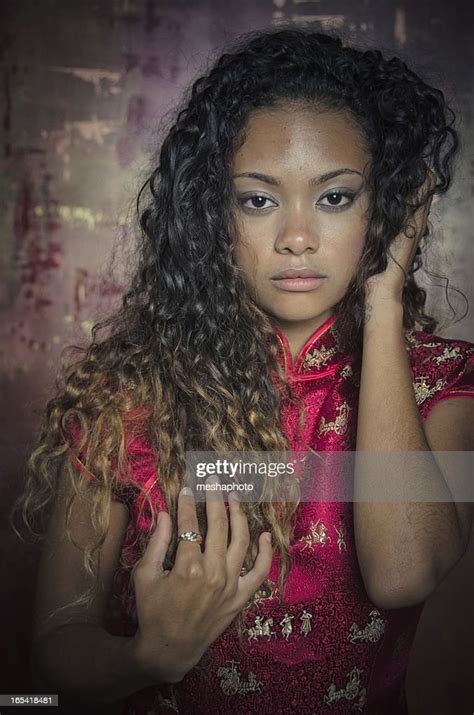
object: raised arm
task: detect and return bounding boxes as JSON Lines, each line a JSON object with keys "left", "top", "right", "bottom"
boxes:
{"left": 354, "top": 177, "right": 473, "bottom": 609}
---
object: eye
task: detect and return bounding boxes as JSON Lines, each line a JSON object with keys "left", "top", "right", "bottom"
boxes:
{"left": 237, "top": 190, "right": 356, "bottom": 212}
{"left": 318, "top": 191, "right": 355, "bottom": 209}
{"left": 238, "top": 194, "right": 277, "bottom": 211}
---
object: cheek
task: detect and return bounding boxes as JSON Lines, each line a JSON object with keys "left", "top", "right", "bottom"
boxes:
{"left": 332, "top": 231, "right": 367, "bottom": 282}
{"left": 233, "top": 237, "right": 253, "bottom": 270}
{"left": 233, "top": 220, "right": 267, "bottom": 270}
{"left": 351, "top": 232, "right": 367, "bottom": 263}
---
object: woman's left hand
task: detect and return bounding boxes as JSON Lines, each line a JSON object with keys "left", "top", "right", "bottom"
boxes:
{"left": 364, "top": 171, "right": 436, "bottom": 307}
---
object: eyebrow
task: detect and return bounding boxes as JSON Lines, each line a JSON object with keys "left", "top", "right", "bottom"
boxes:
{"left": 232, "top": 169, "right": 363, "bottom": 186}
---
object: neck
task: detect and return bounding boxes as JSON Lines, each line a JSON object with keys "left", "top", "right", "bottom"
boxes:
{"left": 271, "top": 310, "right": 335, "bottom": 362}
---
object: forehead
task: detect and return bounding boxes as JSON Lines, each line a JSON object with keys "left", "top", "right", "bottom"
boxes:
{"left": 233, "top": 105, "right": 370, "bottom": 171}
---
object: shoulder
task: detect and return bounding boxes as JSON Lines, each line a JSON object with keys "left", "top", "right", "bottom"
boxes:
{"left": 405, "top": 330, "right": 474, "bottom": 548}
{"left": 404, "top": 328, "right": 474, "bottom": 419}
{"left": 64, "top": 400, "right": 160, "bottom": 506}
{"left": 404, "top": 327, "right": 474, "bottom": 359}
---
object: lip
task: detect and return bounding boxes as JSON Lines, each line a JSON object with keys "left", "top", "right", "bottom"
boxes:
{"left": 271, "top": 276, "right": 326, "bottom": 292}
{"left": 271, "top": 267, "right": 326, "bottom": 280}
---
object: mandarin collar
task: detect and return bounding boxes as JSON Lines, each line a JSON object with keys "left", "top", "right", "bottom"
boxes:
{"left": 273, "top": 313, "right": 344, "bottom": 381}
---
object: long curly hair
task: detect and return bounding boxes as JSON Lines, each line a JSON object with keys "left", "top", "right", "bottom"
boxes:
{"left": 13, "top": 26, "right": 460, "bottom": 637}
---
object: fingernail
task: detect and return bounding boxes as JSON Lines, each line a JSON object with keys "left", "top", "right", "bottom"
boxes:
{"left": 181, "top": 487, "right": 194, "bottom": 497}
{"left": 264, "top": 532, "right": 272, "bottom": 544}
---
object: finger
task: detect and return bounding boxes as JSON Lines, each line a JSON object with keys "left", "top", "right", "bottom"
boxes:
{"left": 415, "top": 193, "right": 433, "bottom": 241}
{"left": 236, "top": 532, "right": 273, "bottom": 602}
{"left": 418, "top": 168, "right": 436, "bottom": 201}
{"left": 425, "top": 167, "right": 437, "bottom": 192}
{"left": 203, "top": 476, "right": 229, "bottom": 559}
{"left": 225, "top": 493, "right": 250, "bottom": 576}
{"left": 176, "top": 487, "right": 202, "bottom": 558}
{"left": 134, "top": 511, "right": 172, "bottom": 577}
{"left": 403, "top": 187, "right": 432, "bottom": 247}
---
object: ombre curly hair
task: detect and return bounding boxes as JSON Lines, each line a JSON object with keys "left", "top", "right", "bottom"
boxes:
{"left": 13, "top": 26, "right": 461, "bottom": 632}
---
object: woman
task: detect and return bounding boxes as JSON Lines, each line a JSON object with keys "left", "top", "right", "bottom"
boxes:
{"left": 14, "top": 26, "right": 474, "bottom": 714}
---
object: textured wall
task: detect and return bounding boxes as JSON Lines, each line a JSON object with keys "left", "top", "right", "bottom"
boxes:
{"left": 1, "top": 0, "right": 472, "bottom": 709}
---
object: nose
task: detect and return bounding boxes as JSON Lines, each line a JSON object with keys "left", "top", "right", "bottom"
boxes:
{"left": 274, "top": 203, "right": 320, "bottom": 254}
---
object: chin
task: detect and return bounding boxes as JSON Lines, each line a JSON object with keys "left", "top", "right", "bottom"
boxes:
{"left": 265, "top": 307, "right": 329, "bottom": 324}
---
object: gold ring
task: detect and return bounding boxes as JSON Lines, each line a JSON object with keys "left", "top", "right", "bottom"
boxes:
{"left": 178, "top": 530, "right": 203, "bottom": 544}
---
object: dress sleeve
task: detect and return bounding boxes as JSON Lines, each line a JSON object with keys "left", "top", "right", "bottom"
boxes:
{"left": 408, "top": 334, "right": 474, "bottom": 420}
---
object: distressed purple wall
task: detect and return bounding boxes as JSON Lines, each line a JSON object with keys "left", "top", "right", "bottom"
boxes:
{"left": 0, "top": 0, "right": 472, "bottom": 710}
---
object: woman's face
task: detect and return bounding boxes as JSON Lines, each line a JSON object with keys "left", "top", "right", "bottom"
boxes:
{"left": 231, "top": 104, "right": 371, "bottom": 345}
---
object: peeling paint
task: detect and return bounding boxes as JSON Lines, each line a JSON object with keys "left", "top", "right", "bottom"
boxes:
{"left": 49, "top": 66, "right": 122, "bottom": 94}
{"left": 288, "top": 14, "right": 345, "bottom": 29}
{"left": 394, "top": 8, "right": 407, "bottom": 46}
{"left": 80, "top": 319, "right": 94, "bottom": 338}
{"left": 34, "top": 204, "right": 130, "bottom": 229}
{"left": 64, "top": 118, "right": 121, "bottom": 144}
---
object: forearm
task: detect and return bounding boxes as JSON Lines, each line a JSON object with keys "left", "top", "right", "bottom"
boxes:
{"left": 354, "top": 302, "right": 464, "bottom": 604}
{"left": 32, "top": 623, "right": 158, "bottom": 705}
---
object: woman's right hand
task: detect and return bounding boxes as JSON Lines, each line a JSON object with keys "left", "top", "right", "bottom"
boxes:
{"left": 130, "top": 481, "right": 273, "bottom": 684}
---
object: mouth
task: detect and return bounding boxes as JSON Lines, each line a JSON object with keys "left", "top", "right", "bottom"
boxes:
{"left": 270, "top": 276, "right": 326, "bottom": 292}
{"left": 271, "top": 267, "right": 326, "bottom": 280}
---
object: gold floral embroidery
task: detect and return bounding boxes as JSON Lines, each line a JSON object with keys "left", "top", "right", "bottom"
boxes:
{"left": 244, "top": 615, "right": 276, "bottom": 642}
{"left": 217, "top": 660, "right": 264, "bottom": 696}
{"left": 412, "top": 376, "right": 446, "bottom": 405}
{"left": 245, "top": 582, "right": 279, "bottom": 610}
{"left": 244, "top": 606, "right": 315, "bottom": 643}
{"left": 334, "top": 520, "right": 347, "bottom": 553}
{"left": 243, "top": 602, "right": 387, "bottom": 645}
{"left": 324, "top": 667, "right": 367, "bottom": 711}
{"left": 317, "top": 402, "right": 350, "bottom": 437}
{"left": 280, "top": 613, "right": 294, "bottom": 640}
{"left": 301, "top": 344, "right": 337, "bottom": 371}
{"left": 355, "top": 687, "right": 367, "bottom": 712}
{"left": 300, "top": 610, "right": 313, "bottom": 636}
{"left": 404, "top": 330, "right": 441, "bottom": 350}
{"left": 300, "top": 519, "right": 332, "bottom": 550}
{"left": 433, "top": 346, "right": 461, "bottom": 365}
{"left": 341, "top": 364, "right": 353, "bottom": 380}
{"left": 348, "top": 609, "right": 385, "bottom": 644}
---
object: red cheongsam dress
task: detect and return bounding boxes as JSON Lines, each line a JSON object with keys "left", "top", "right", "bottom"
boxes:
{"left": 67, "top": 313, "right": 474, "bottom": 714}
